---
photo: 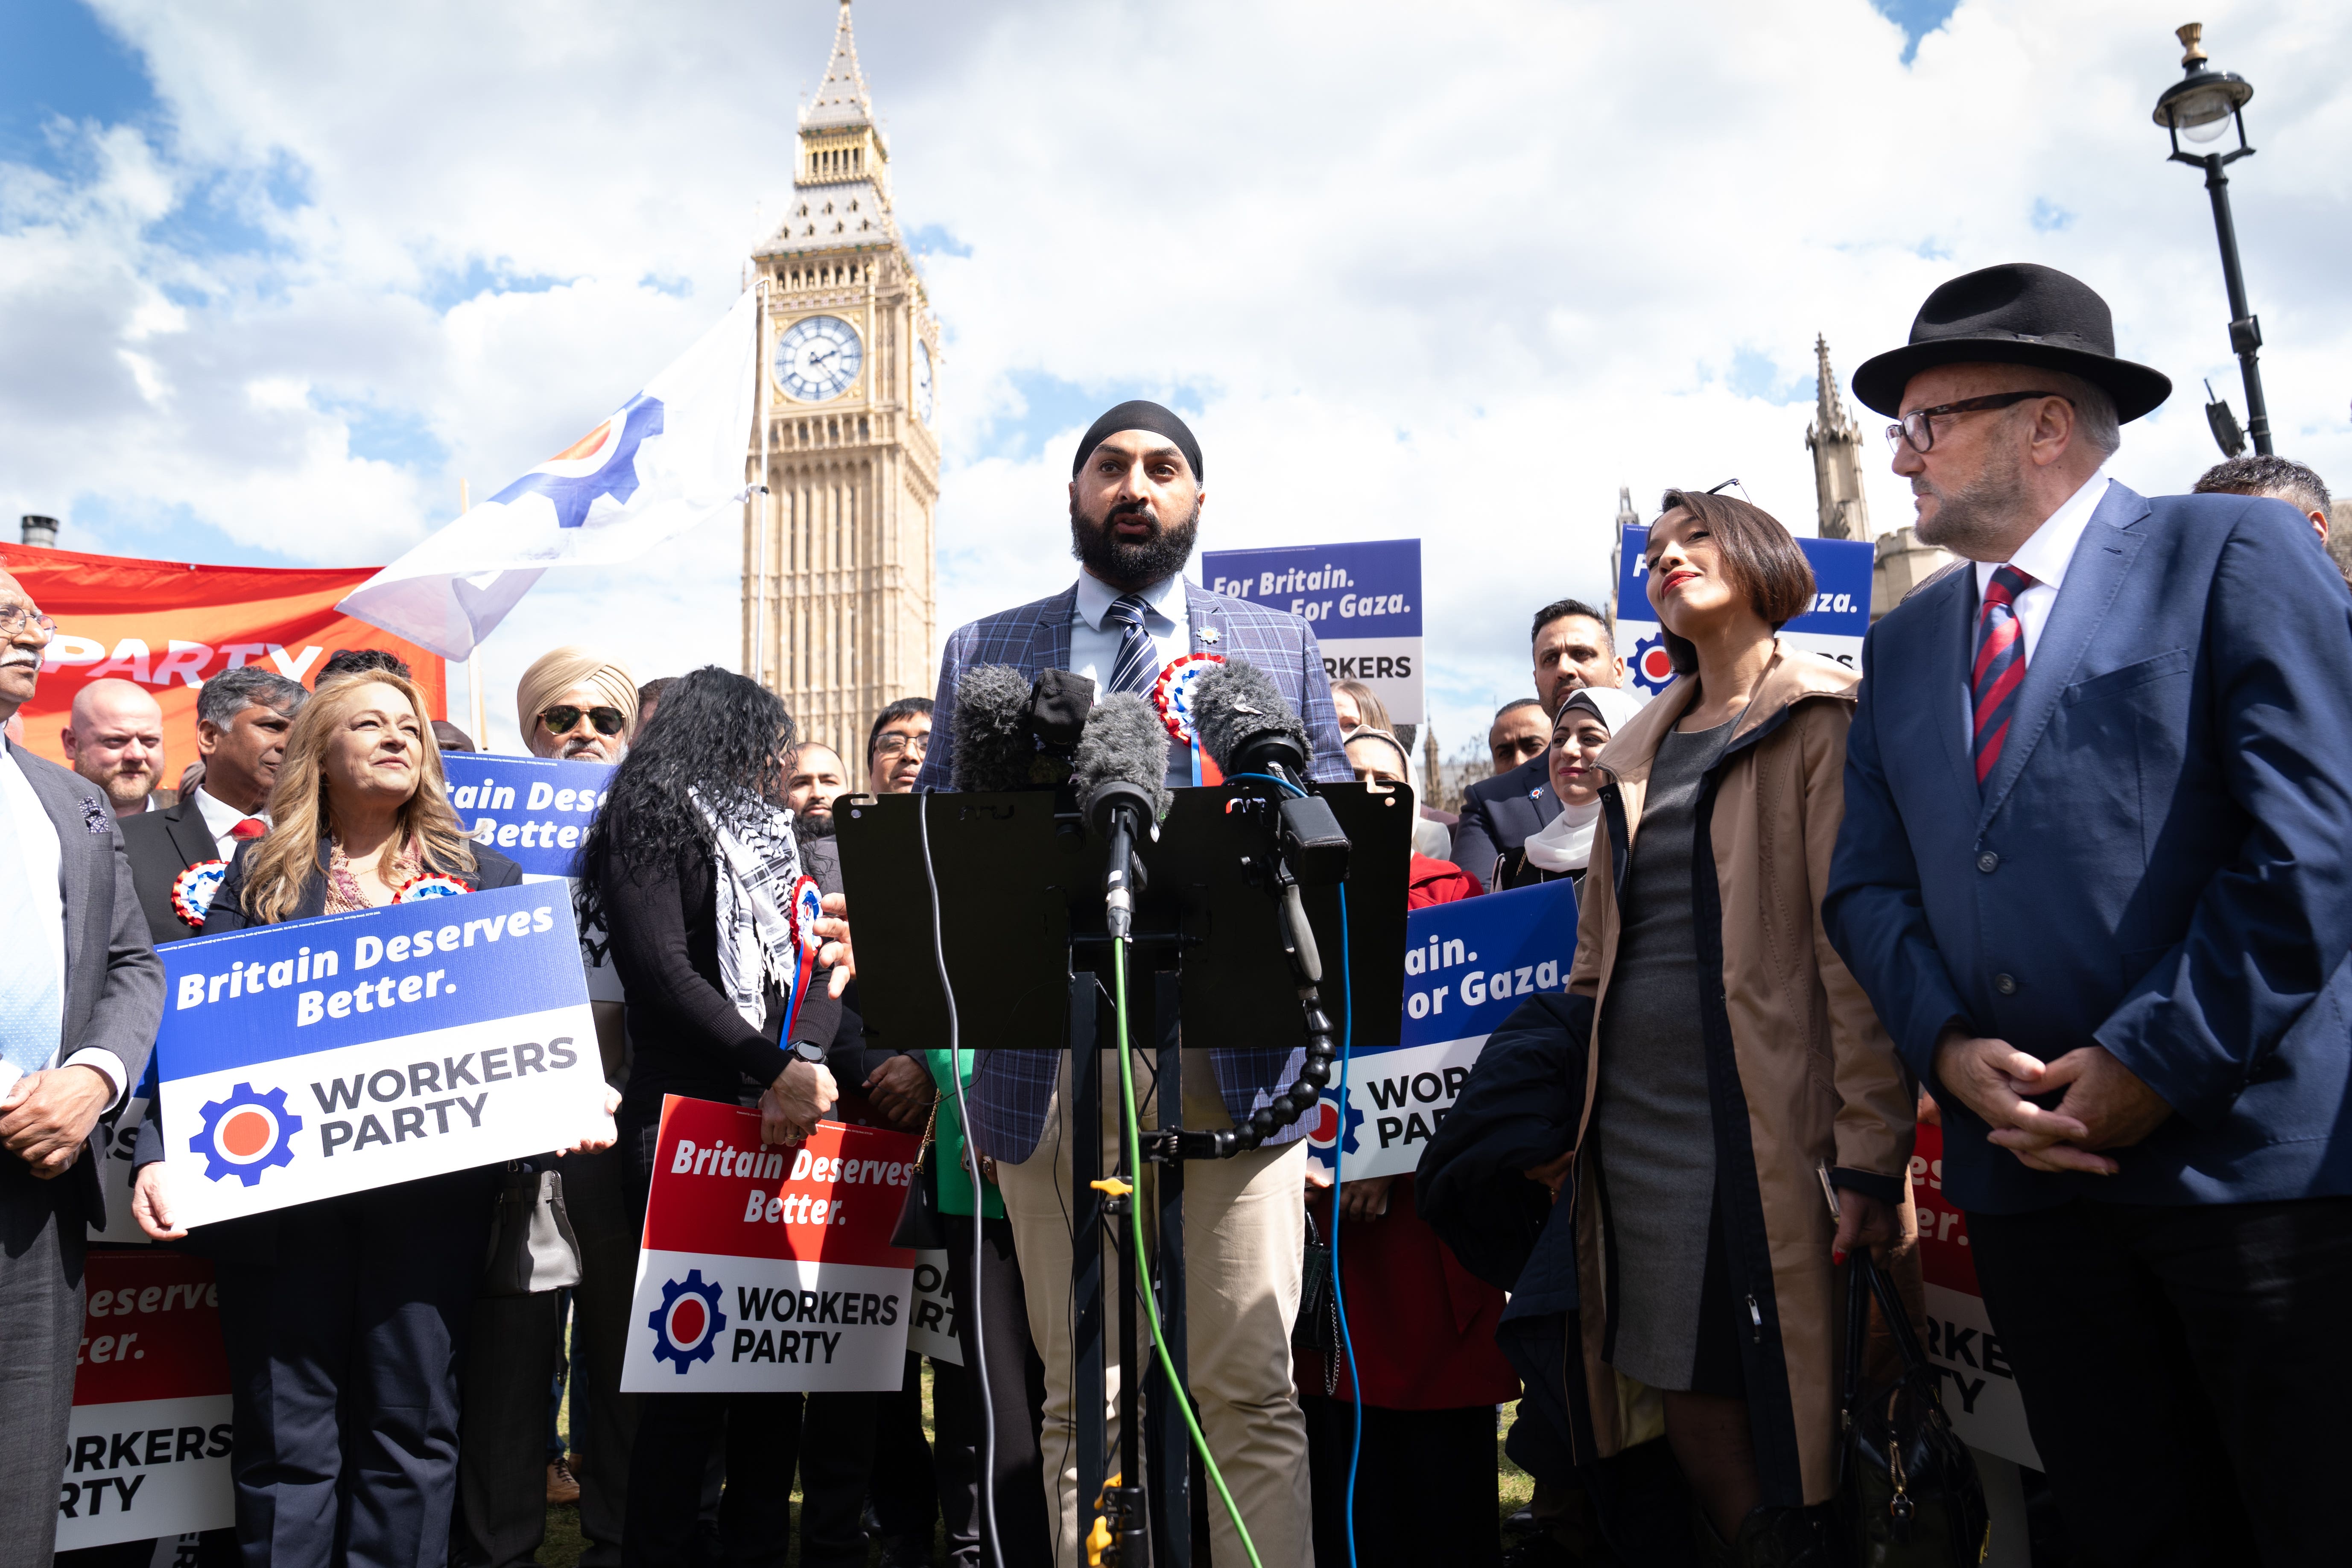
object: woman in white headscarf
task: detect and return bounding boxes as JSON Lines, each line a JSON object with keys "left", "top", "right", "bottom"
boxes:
{"left": 1493, "top": 686, "right": 1645, "bottom": 890}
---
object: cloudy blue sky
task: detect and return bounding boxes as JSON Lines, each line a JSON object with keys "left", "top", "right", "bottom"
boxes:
{"left": 3, "top": 0, "right": 2346, "bottom": 753}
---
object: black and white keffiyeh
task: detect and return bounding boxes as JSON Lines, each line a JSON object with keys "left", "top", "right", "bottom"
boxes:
{"left": 692, "top": 789, "right": 804, "bottom": 1031}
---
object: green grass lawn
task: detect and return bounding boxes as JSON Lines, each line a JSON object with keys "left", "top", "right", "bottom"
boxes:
{"left": 537, "top": 1367, "right": 1537, "bottom": 1565}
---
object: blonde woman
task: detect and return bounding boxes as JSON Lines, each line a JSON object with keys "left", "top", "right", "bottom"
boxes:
{"left": 129, "top": 673, "right": 552, "bottom": 1565}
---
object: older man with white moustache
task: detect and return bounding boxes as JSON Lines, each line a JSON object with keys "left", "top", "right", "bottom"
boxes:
{"left": 61, "top": 677, "right": 172, "bottom": 817}
{"left": 0, "top": 569, "right": 164, "bottom": 1568}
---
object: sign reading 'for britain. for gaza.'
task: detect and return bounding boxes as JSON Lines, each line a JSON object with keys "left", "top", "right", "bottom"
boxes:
{"left": 154, "top": 882, "right": 611, "bottom": 1229}
{"left": 1198, "top": 538, "right": 1424, "bottom": 724}
{"left": 624, "top": 1098, "right": 920, "bottom": 1394}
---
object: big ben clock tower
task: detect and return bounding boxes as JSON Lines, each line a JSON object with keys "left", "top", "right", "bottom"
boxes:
{"left": 743, "top": 0, "right": 941, "bottom": 760}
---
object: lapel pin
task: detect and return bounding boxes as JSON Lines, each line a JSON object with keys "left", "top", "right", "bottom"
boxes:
{"left": 1199, "top": 625, "right": 1220, "bottom": 645}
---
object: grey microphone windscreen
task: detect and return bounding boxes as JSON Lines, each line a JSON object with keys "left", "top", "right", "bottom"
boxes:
{"left": 951, "top": 664, "right": 1038, "bottom": 794}
{"left": 1190, "top": 659, "right": 1309, "bottom": 772}
{"left": 1071, "top": 694, "right": 1171, "bottom": 821}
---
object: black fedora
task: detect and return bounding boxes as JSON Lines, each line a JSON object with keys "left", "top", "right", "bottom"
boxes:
{"left": 1852, "top": 263, "right": 2171, "bottom": 423}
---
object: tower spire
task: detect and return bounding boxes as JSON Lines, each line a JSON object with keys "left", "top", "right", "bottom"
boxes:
{"left": 1806, "top": 333, "right": 1871, "bottom": 542}
{"left": 803, "top": 0, "right": 877, "bottom": 132}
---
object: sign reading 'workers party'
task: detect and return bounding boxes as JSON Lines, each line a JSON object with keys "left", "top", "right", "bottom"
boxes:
{"left": 1199, "top": 537, "right": 1424, "bottom": 724}
{"left": 1614, "top": 524, "right": 1873, "bottom": 701}
{"left": 623, "top": 1099, "right": 920, "bottom": 1394}
{"left": 441, "top": 753, "right": 615, "bottom": 879}
{"left": 1307, "top": 879, "right": 1578, "bottom": 1180}
{"left": 155, "top": 882, "right": 610, "bottom": 1229}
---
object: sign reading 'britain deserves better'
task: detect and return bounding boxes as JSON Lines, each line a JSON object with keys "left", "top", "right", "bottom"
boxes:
{"left": 441, "top": 753, "right": 616, "bottom": 879}
{"left": 1306, "top": 879, "right": 1579, "bottom": 1180}
{"left": 624, "top": 1099, "right": 920, "bottom": 1394}
{"left": 154, "top": 882, "right": 611, "bottom": 1229}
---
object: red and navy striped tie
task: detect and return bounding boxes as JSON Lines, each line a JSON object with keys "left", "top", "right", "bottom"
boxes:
{"left": 1971, "top": 565, "right": 2036, "bottom": 788}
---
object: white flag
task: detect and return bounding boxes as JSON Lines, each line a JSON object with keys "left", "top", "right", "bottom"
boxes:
{"left": 340, "top": 289, "right": 759, "bottom": 659}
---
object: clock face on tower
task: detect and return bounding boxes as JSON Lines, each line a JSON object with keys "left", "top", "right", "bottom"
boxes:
{"left": 912, "top": 338, "right": 934, "bottom": 425}
{"left": 774, "top": 315, "right": 863, "bottom": 403}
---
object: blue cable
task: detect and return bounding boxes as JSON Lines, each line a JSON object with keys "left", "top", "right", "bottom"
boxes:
{"left": 1225, "top": 771, "right": 1362, "bottom": 1568}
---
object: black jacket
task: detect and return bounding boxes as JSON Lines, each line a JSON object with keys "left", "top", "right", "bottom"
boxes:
{"left": 595, "top": 835, "right": 845, "bottom": 1123}
{"left": 1449, "top": 753, "right": 1561, "bottom": 892}
{"left": 120, "top": 791, "right": 238, "bottom": 945}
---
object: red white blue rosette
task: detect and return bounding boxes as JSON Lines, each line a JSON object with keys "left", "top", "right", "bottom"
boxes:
{"left": 1151, "top": 652, "right": 1225, "bottom": 744}
{"left": 783, "top": 874, "right": 824, "bottom": 1041}
{"left": 170, "top": 860, "right": 228, "bottom": 929}
{"left": 395, "top": 872, "right": 473, "bottom": 902}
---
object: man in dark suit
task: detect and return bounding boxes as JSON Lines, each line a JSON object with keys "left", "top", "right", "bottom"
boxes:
{"left": 913, "top": 400, "right": 1348, "bottom": 1567}
{"left": 0, "top": 567, "right": 166, "bottom": 1568}
{"left": 121, "top": 666, "right": 307, "bottom": 945}
{"left": 1450, "top": 597, "right": 1624, "bottom": 888}
{"left": 1825, "top": 263, "right": 2352, "bottom": 1566}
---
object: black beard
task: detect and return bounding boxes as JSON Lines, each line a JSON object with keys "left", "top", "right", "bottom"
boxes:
{"left": 1914, "top": 443, "right": 2031, "bottom": 557}
{"left": 795, "top": 808, "right": 837, "bottom": 839}
{"left": 1070, "top": 495, "right": 1200, "bottom": 586}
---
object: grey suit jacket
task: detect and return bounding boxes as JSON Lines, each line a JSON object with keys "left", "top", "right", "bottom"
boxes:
{"left": 9, "top": 745, "right": 166, "bottom": 1231}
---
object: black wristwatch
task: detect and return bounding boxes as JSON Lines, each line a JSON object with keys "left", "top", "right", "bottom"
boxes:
{"left": 789, "top": 1040, "right": 827, "bottom": 1067}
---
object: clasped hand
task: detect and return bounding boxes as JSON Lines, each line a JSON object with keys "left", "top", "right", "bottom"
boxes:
{"left": 1932, "top": 1030, "right": 2173, "bottom": 1176}
{"left": 761, "top": 1058, "right": 838, "bottom": 1147}
{"left": 0, "top": 1065, "right": 111, "bottom": 1179}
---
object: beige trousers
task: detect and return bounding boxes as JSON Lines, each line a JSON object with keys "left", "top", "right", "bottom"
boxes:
{"left": 997, "top": 1048, "right": 1311, "bottom": 1568}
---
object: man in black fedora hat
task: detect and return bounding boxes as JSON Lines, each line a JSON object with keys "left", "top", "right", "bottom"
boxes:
{"left": 1824, "top": 262, "right": 2352, "bottom": 1565}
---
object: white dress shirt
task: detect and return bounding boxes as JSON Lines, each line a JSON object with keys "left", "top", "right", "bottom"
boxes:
{"left": 191, "top": 784, "right": 267, "bottom": 861}
{"left": 1960, "top": 467, "right": 2112, "bottom": 748}
{"left": 0, "top": 737, "right": 126, "bottom": 1102}
{"left": 1070, "top": 570, "right": 1196, "bottom": 786}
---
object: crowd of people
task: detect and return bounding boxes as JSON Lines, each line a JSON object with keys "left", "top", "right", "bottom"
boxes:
{"left": 0, "top": 257, "right": 2346, "bottom": 1568}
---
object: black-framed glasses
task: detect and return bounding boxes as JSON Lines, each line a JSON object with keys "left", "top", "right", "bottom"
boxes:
{"left": 1705, "top": 478, "right": 1751, "bottom": 502}
{"left": 871, "top": 731, "right": 929, "bottom": 761}
{"left": 540, "top": 704, "right": 627, "bottom": 737}
{"left": 0, "top": 604, "right": 57, "bottom": 640}
{"left": 1886, "top": 391, "right": 2069, "bottom": 455}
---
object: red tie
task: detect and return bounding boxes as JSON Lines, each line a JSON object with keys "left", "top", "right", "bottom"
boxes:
{"left": 231, "top": 818, "right": 268, "bottom": 841}
{"left": 1971, "top": 566, "right": 2036, "bottom": 790}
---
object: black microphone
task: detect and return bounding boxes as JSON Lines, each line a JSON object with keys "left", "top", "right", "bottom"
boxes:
{"left": 1191, "top": 661, "right": 1349, "bottom": 888}
{"left": 952, "top": 667, "right": 1098, "bottom": 793}
{"left": 1070, "top": 694, "right": 1169, "bottom": 940}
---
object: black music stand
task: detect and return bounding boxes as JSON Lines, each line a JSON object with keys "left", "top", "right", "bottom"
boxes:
{"left": 836, "top": 780, "right": 1408, "bottom": 1564}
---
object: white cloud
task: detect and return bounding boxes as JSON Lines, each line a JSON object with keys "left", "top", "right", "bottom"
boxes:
{"left": 4, "top": 0, "right": 2346, "bottom": 759}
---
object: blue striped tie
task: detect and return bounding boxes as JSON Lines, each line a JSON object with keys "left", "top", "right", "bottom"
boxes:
{"left": 1104, "top": 593, "right": 1158, "bottom": 696}
{"left": 0, "top": 810, "right": 62, "bottom": 1080}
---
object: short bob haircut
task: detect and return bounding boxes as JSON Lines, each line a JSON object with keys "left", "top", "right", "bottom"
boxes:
{"left": 1648, "top": 488, "right": 1816, "bottom": 676}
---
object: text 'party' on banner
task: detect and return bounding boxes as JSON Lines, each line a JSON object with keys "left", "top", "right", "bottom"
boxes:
{"left": 153, "top": 881, "right": 611, "bottom": 1229}
{"left": 624, "top": 1099, "right": 920, "bottom": 1394}
{"left": 1308, "top": 879, "right": 1578, "bottom": 1180}
{"left": 1199, "top": 537, "right": 1423, "bottom": 724}
{"left": 56, "top": 1251, "right": 234, "bottom": 1553}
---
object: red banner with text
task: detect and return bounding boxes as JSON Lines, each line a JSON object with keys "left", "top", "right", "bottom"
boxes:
{"left": 0, "top": 543, "right": 446, "bottom": 774}
{"left": 1909, "top": 1123, "right": 2040, "bottom": 1467}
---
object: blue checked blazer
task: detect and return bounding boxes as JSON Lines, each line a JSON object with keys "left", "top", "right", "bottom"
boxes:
{"left": 915, "top": 578, "right": 1352, "bottom": 1162}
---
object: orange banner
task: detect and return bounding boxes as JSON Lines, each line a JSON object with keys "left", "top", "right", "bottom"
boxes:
{"left": 0, "top": 543, "right": 447, "bottom": 777}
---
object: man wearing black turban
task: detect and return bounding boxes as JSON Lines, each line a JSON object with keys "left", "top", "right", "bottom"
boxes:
{"left": 908, "top": 400, "right": 1348, "bottom": 1566}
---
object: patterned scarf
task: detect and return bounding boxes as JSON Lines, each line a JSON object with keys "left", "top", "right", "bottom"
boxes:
{"left": 691, "top": 789, "right": 804, "bottom": 1031}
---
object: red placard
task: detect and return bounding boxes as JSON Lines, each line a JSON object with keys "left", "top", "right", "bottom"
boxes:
{"left": 0, "top": 543, "right": 446, "bottom": 774}
{"left": 1908, "top": 1120, "right": 1979, "bottom": 1293}
{"left": 640, "top": 1097, "right": 918, "bottom": 1271}
{"left": 74, "top": 1250, "right": 231, "bottom": 1407}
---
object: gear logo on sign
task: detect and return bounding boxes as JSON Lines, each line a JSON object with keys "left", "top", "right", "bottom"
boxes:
{"left": 1630, "top": 632, "right": 1678, "bottom": 695}
{"left": 1305, "top": 1095, "right": 1366, "bottom": 1165}
{"left": 488, "top": 393, "right": 666, "bottom": 530}
{"left": 190, "top": 1083, "right": 303, "bottom": 1185}
{"left": 649, "top": 1270, "right": 727, "bottom": 1372}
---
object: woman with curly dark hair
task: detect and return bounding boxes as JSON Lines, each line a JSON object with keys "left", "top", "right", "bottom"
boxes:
{"left": 579, "top": 666, "right": 849, "bottom": 1567}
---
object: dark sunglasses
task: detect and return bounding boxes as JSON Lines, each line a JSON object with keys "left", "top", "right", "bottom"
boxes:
{"left": 540, "top": 704, "right": 627, "bottom": 737}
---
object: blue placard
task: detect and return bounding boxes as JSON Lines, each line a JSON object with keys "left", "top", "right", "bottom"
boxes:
{"left": 1198, "top": 538, "right": 1423, "bottom": 638}
{"left": 155, "top": 882, "right": 590, "bottom": 1080}
{"left": 1308, "top": 879, "right": 1577, "bottom": 1177}
{"left": 441, "top": 753, "right": 616, "bottom": 877}
{"left": 1617, "top": 526, "right": 1872, "bottom": 638}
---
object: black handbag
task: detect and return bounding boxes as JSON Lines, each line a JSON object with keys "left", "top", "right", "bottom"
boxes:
{"left": 891, "top": 1113, "right": 949, "bottom": 1252}
{"left": 1294, "top": 1209, "right": 1340, "bottom": 1394}
{"left": 1837, "top": 1250, "right": 1991, "bottom": 1566}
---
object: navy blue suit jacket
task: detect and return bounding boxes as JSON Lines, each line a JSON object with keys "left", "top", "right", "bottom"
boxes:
{"left": 1449, "top": 753, "right": 1560, "bottom": 891}
{"left": 1825, "top": 484, "right": 2352, "bottom": 1214}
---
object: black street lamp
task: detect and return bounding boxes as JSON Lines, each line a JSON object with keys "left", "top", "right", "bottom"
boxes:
{"left": 2153, "top": 22, "right": 2269, "bottom": 456}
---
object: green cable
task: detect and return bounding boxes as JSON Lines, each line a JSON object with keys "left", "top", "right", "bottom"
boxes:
{"left": 1111, "top": 934, "right": 1266, "bottom": 1568}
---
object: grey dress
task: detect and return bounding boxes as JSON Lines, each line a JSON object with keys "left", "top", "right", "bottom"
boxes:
{"left": 1592, "top": 718, "right": 1732, "bottom": 1391}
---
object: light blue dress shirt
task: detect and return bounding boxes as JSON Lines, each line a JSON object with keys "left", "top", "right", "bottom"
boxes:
{"left": 1069, "top": 570, "right": 1195, "bottom": 788}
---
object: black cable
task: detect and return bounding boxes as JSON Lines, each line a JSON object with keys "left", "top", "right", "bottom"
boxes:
{"left": 917, "top": 794, "right": 1004, "bottom": 1568}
